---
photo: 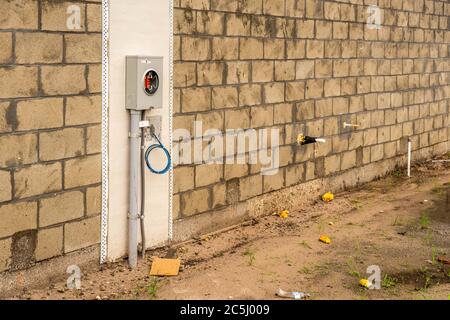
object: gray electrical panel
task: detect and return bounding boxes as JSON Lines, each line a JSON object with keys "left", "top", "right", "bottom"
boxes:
{"left": 126, "top": 56, "right": 163, "bottom": 110}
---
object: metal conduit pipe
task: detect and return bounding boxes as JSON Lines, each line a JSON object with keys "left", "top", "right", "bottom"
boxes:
{"left": 140, "top": 112, "right": 147, "bottom": 259}
{"left": 128, "top": 110, "right": 141, "bottom": 269}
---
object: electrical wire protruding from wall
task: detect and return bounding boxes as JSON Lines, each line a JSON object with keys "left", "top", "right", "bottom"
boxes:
{"left": 297, "top": 134, "right": 326, "bottom": 146}
{"left": 145, "top": 132, "right": 172, "bottom": 175}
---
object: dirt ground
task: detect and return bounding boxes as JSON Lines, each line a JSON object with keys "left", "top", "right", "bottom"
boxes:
{"left": 8, "top": 157, "right": 450, "bottom": 300}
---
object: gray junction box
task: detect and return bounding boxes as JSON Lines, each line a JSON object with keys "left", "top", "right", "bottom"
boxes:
{"left": 126, "top": 56, "right": 163, "bottom": 110}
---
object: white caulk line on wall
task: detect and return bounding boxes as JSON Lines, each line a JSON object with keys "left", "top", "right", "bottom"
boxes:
{"left": 100, "top": 0, "right": 110, "bottom": 265}
{"left": 168, "top": 0, "right": 174, "bottom": 242}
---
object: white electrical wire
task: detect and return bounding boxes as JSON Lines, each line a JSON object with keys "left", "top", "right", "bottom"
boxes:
{"left": 100, "top": 0, "right": 110, "bottom": 264}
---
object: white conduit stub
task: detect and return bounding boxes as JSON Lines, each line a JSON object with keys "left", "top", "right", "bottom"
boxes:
{"left": 100, "top": 0, "right": 110, "bottom": 264}
{"left": 407, "top": 139, "right": 412, "bottom": 178}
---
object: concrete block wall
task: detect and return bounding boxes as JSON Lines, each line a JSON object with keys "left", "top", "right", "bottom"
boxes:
{"left": 0, "top": 0, "right": 102, "bottom": 273}
{"left": 0, "top": 0, "right": 449, "bottom": 276}
{"left": 172, "top": 0, "right": 450, "bottom": 231}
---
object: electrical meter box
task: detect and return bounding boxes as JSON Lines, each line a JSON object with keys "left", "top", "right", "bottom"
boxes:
{"left": 126, "top": 56, "right": 163, "bottom": 110}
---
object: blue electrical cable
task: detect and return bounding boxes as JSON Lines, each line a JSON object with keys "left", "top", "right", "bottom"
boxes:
{"left": 144, "top": 133, "right": 172, "bottom": 175}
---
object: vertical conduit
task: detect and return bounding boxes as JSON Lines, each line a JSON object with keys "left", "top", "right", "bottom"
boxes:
{"left": 128, "top": 110, "right": 142, "bottom": 268}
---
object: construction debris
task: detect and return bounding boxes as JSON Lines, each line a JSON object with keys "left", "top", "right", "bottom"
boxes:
{"left": 437, "top": 256, "right": 450, "bottom": 265}
{"left": 276, "top": 288, "right": 310, "bottom": 300}
{"left": 150, "top": 258, "right": 181, "bottom": 276}
{"left": 319, "top": 235, "right": 331, "bottom": 244}
{"left": 322, "top": 192, "right": 334, "bottom": 202}
{"left": 272, "top": 210, "right": 289, "bottom": 219}
{"left": 297, "top": 134, "right": 326, "bottom": 146}
{"left": 359, "top": 279, "right": 372, "bottom": 289}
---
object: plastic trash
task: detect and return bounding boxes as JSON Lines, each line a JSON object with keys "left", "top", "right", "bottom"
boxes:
{"left": 319, "top": 235, "right": 331, "bottom": 244}
{"left": 322, "top": 192, "right": 334, "bottom": 202}
{"left": 438, "top": 256, "right": 450, "bottom": 265}
{"left": 359, "top": 279, "right": 373, "bottom": 289}
{"left": 272, "top": 210, "right": 289, "bottom": 219}
{"left": 276, "top": 288, "right": 310, "bottom": 300}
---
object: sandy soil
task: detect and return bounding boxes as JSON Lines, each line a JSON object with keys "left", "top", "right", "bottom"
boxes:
{"left": 8, "top": 158, "right": 450, "bottom": 300}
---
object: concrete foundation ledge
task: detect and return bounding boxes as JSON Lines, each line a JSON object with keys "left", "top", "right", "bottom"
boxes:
{"left": 174, "top": 143, "right": 448, "bottom": 243}
{"left": 0, "top": 245, "right": 99, "bottom": 298}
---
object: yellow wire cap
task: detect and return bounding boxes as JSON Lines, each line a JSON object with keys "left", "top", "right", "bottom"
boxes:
{"left": 319, "top": 235, "right": 331, "bottom": 244}
{"left": 322, "top": 192, "right": 334, "bottom": 202}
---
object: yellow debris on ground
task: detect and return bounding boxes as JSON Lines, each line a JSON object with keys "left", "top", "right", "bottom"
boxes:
{"left": 272, "top": 210, "right": 289, "bottom": 219}
{"left": 322, "top": 192, "right": 334, "bottom": 202}
{"left": 319, "top": 235, "right": 331, "bottom": 244}
{"left": 359, "top": 279, "right": 371, "bottom": 288}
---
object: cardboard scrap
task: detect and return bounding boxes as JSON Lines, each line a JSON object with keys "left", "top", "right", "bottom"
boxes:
{"left": 150, "top": 258, "right": 181, "bottom": 276}
{"left": 438, "top": 256, "right": 450, "bottom": 265}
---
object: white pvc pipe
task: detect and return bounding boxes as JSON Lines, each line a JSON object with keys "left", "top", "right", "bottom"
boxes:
{"left": 407, "top": 139, "right": 412, "bottom": 178}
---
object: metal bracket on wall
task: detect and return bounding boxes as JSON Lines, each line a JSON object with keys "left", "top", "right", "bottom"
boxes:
{"left": 145, "top": 115, "right": 162, "bottom": 141}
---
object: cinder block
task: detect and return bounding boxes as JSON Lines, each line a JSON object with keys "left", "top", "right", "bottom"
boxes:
{"left": 39, "top": 128, "right": 84, "bottom": 161}
{"left": 264, "top": 82, "right": 285, "bottom": 104}
{"left": 251, "top": 105, "right": 273, "bottom": 128}
{"left": 240, "top": 38, "right": 263, "bottom": 59}
{"left": 197, "top": 62, "right": 225, "bottom": 86}
{"left": 87, "top": 3, "right": 102, "bottom": 32}
{"left": 174, "top": 166, "right": 194, "bottom": 193}
{"left": 0, "top": 238, "right": 12, "bottom": 272}
{"left": 226, "top": 13, "right": 250, "bottom": 36}
{"left": 212, "top": 86, "right": 238, "bottom": 109}
{"left": 182, "top": 87, "right": 211, "bottom": 112}
{"left": 16, "top": 98, "right": 63, "bottom": 131}
{"left": 181, "top": 188, "right": 210, "bottom": 216}
{"left": 0, "top": 202, "right": 37, "bottom": 238}
{"left": 182, "top": 36, "right": 210, "bottom": 61}
{"left": 225, "top": 108, "right": 250, "bottom": 129}
{"left": 239, "top": 84, "right": 262, "bottom": 106}
{"left": 263, "top": 0, "right": 285, "bottom": 16}
{"left": 239, "top": 174, "right": 262, "bottom": 200}
{"left": 88, "top": 64, "right": 102, "bottom": 93}
{"left": 87, "top": 125, "right": 101, "bottom": 155}
{"left": 0, "top": 134, "right": 37, "bottom": 168}
{"left": 0, "top": 170, "right": 11, "bottom": 202}
{"left": 65, "top": 34, "right": 101, "bottom": 63}
{"left": 35, "top": 226, "right": 63, "bottom": 261}
{"left": 42, "top": 1, "right": 85, "bottom": 31}
{"left": 41, "top": 66, "right": 86, "bottom": 95}
{"left": 86, "top": 186, "right": 101, "bottom": 216}
{"left": 64, "top": 155, "right": 101, "bottom": 189}
{"left": 212, "top": 183, "right": 226, "bottom": 208}
{"left": 0, "top": 0, "right": 38, "bottom": 29}
{"left": 39, "top": 191, "right": 84, "bottom": 227}
{"left": 64, "top": 216, "right": 100, "bottom": 253}
{"left": 14, "top": 163, "right": 61, "bottom": 199}
{"left": 0, "top": 67, "right": 38, "bottom": 99}
{"left": 66, "top": 95, "right": 102, "bottom": 125}
{"left": 0, "top": 33, "right": 13, "bottom": 63}
{"left": 15, "top": 32, "right": 63, "bottom": 63}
